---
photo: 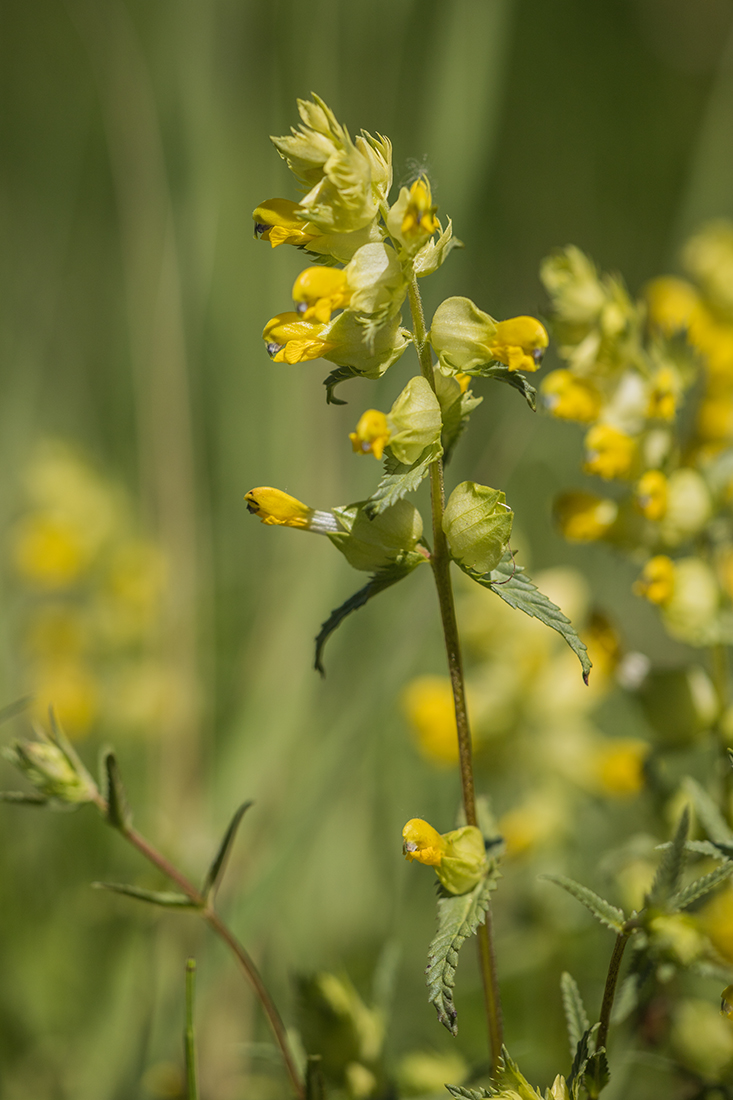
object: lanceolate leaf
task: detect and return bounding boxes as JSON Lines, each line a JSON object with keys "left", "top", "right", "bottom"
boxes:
{"left": 560, "top": 972, "right": 590, "bottom": 1059}
{"left": 0, "top": 790, "right": 47, "bottom": 805}
{"left": 648, "top": 808, "right": 689, "bottom": 907}
{"left": 363, "top": 442, "right": 442, "bottom": 518}
{"left": 542, "top": 874, "right": 625, "bottom": 933}
{"left": 426, "top": 866, "right": 499, "bottom": 1035}
{"left": 102, "top": 750, "right": 131, "bottom": 831}
{"left": 670, "top": 860, "right": 733, "bottom": 911}
{"left": 461, "top": 553, "right": 592, "bottom": 682}
{"left": 202, "top": 800, "right": 253, "bottom": 900}
{"left": 92, "top": 882, "right": 198, "bottom": 908}
{"left": 314, "top": 553, "right": 426, "bottom": 675}
{"left": 568, "top": 1027, "right": 598, "bottom": 1097}
{"left": 323, "top": 365, "right": 362, "bottom": 404}
{"left": 469, "top": 365, "right": 537, "bottom": 411}
{"left": 445, "top": 1088, "right": 490, "bottom": 1099}
{"left": 683, "top": 776, "right": 733, "bottom": 844}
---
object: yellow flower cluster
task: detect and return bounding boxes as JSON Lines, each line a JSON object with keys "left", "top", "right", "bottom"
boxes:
{"left": 542, "top": 225, "right": 733, "bottom": 646}
{"left": 10, "top": 442, "right": 169, "bottom": 738}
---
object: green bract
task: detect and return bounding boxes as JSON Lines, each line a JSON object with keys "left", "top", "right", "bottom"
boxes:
{"left": 428, "top": 296, "right": 498, "bottom": 374}
{"left": 443, "top": 482, "right": 513, "bottom": 574}
{"left": 345, "top": 242, "right": 406, "bottom": 317}
{"left": 330, "top": 498, "right": 423, "bottom": 571}
{"left": 387, "top": 376, "right": 442, "bottom": 465}
{"left": 322, "top": 310, "right": 411, "bottom": 378}
{"left": 436, "top": 825, "right": 488, "bottom": 895}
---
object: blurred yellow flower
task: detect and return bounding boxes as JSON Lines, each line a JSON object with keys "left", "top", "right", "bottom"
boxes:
{"left": 554, "top": 491, "right": 617, "bottom": 542}
{"left": 541, "top": 369, "right": 602, "bottom": 423}
{"left": 402, "top": 676, "right": 458, "bottom": 765}
{"left": 701, "top": 884, "right": 733, "bottom": 963}
{"left": 635, "top": 470, "right": 668, "bottom": 521}
{"left": 583, "top": 424, "right": 636, "bottom": 480}
{"left": 31, "top": 661, "right": 99, "bottom": 738}
{"left": 12, "top": 514, "right": 90, "bottom": 589}
{"left": 349, "top": 410, "right": 391, "bottom": 460}
{"left": 634, "top": 556, "right": 675, "bottom": 606}
{"left": 592, "top": 738, "right": 649, "bottom": 797}
{"left": 644, "top": 277, "right": 699, "bottom": 335}
{"left": 647, "top": 366, "right": 681, "bottom": 421}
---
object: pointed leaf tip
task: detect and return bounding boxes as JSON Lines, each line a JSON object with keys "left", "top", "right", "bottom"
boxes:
{"left": 202, "top": 800, "right": 254, "bottom": 899}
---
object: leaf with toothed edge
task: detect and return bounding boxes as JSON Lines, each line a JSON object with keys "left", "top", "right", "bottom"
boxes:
{"left": 542, "top": 874, "right": 625, "bottom": 933}
{"left": 92, "top": 882, "right": 198, "bottom": 908}
{"left": 466, "top": 364, "right": 537, "bottom": 410}
{"left": 202, "top": 800, "right": 254, "bottom": 899}
{"left": 561, "top": 972, "right": 590, "bottom": 1060}
{"left": 323, "top": 365, "right": 363, "bottom": 404}
{"left": 315, "top": 553, "right": 427, "bottom": 674}
{"left": 648, "top": 808, "right": 689, "bottom": 906}
{"left": 426, "top": 865, "right": 500, "bottom": 1036}
{"left": 363, "top": 442, "right": 442, "bottom": 518}
{"left": 670, "top": 860, "right": 733, "bottom": 910}
{"left": 460, "top": 552, "right": 592, "bottom": 682}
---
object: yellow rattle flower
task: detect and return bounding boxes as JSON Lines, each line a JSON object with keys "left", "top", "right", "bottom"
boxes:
{"left": 349, "top": 410, "right": 391, "bottom": 460}
{"left": 644, "top": 276, "right": 699, "bottom": 335}
{"left": 402, "top": 818, "right": 447, "bottom": 867}
{"left": 635, "top": 470, "right": 668, "bottom": 521}
{"left": 399, "top": 178, "right": 439, "bottom": 241}
{"left": 593, "top": 739, "right": 650, "bottom": 798}
{"left": 402, "top": 818, "right": 487, "bottom": 894}
{"left": 554, "top": 491, "right": 618, "bottom": 542}
{"left": 583, "top": 423, "right": 636, "bottom": 479}
{"left": 634, "top": 555, "right": 676, "bottom": 606}
{"left": 262, "top": 312, "right": 335, "bottom": 364}
{"left": 252, "top": 198, "right": 319, "bottom": 249}
{"left": 292, "top": 267, "right": 351, "bottom": 324}
{"left": 489, "top": 316, "right": 549, "bottom": 373}
{"left": 541, "top": 369, "right": 602, "bottom": 423}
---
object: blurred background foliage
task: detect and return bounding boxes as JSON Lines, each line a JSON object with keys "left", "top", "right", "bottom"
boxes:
{"left": 3, "top": 0, "right": 733, "bottom": 1097}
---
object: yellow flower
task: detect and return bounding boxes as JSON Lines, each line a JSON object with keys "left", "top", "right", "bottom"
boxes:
{"left": 402, "top": 819, "right": 487, "bottom": 894}
{"left": 634, "top": 555, "right": 676, "bottom": 606}
{"left": 262, "top": 312, "right": 335, "bottom": 364}
{"left": 402, "top": 676, "right": 458, "bottom": 765}
{"left": 386, "top": 177, "right": 439, "bottom": 253}
{"left": 30, "top": 660, "right": 99, "bottom": 738}
{"left": 583, "top": 611, "right": 622, "bottom": 678}
{"left": 702, "top": 887, "right": 733, "bottom": 964}
{"left": 541, "top": 369, "right": 602, "bottom": 423}
{"left": 244, "top": 487, "right": 315, "bottom": 529}
{"left": 252, "top": 198, "right": 319, "bottom": 249}
{"left": 292, "top": 266, "right": 351, "bottom": 323}
{"left": 644, "top": 276, "right": 699, "bottom": 335}
{"left": 635, "top": 470, "right": 668, "bottom": 521}
{"left": 593, "top": 738, "right": 649, "bottom": 797}
{"left": 499, "top": 792, "right": 568, "bottom": 858}
{"left": 583, "top": 423, "right": 636, "bottom": 479}
{"left": 697, "top": 395, "right": 733, "bottom": 446}
{"left": 489, "top": 316, "right": 549, "bottom": 373}
{"left": 683, "top": 220, "right": 733, "bottom": 315}
{"left": 647, "top": 365, "right": 682, "bottom": 421}
{"left": 554, "top": 491, "right": 617, "bottom": 541}
{"left": 12, "top": 514, "right": 91, "bottom": 589}
{"left": 349, "top": 410, "right": 391, "bottom": 460}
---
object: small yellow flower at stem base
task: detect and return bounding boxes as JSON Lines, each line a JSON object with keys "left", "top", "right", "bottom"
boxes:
{"left": 292, "top": 267, "right": 351, "bottom": 323}
{"left": 554, "top": 491, "right": 618, "bottom": 542}
{"left": 541, "top": 369, "right": 602, "bottom": 423}
{"left": 403, "top": 819, "right": 487, "bottom": 894}
{"left": 252, "top": 198, "right": 318, "bottom": 249}
{"left": 634, "top": 555, "right": 676, "bottom": 606}
{"left": 402, "top": 819, "right": 447, "bottom": 867}
{"left": 635, "top": 470, "right": 668, "bottom": 521}
{"left": 244, "top": 487, "right": 314, "bottom": 529}
{"left": 583, "top": 423, "right": 637, "bottom": 480}
{"left": 349, "top": 410, "right": 391, "bottom": 460}
{"left": 489, "top": 316, "right": 549, "bottom": 373}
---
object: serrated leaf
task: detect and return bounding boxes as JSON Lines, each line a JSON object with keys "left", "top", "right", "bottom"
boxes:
{"left": 92, "top": 881, "right": 198, "bottom": 908}
{"left": 461, "top": 553, "right": 591, "bottom": 681}
{"left": 542, "top": 875, "right": 625, "bottom": 933}
{"left": 102, "top": 750, "right": 131, "bottom": 831}
{"left": 0, "top": 790, "right": 48, "bottom": 805}
{"left": 560, "top": 972, "right": 590, "bottom": 1059}
{"left": 468, "top": 365, "right": 537, "bottom": 411}
{"left": 567, "top": 1026, "right": 598, "bottom": 1097}
{"left": 323, "top": 365, "right": 362, "bottom": 404}
{"left": 202, "top": 800, "right": 253, "bottom": 900}
{"left": 583, "top": 1049, "right": 609, "bottom": 1100}
{"left": 314, "top": 553, "right": 426, "bottom": 675}
{"left": 670, "top": 860, "right": 733, "bottom": 910}
{"left": 363, "top": 442, "right": 441, "bottom": 518}
{"left": 648, "top": 808, "right": 689, "bottom": 907}
{"left": 683, "top": 776, "right": 733, "bottom": 844}
{"left": 445, "top": 1087, "right": 491, "bottom": 1099}
{"left": 493, "top": 1048, "right": 543, "bottom": 1099}
{"left": 426, "top": 867, "right": 499, "bottom": 1035}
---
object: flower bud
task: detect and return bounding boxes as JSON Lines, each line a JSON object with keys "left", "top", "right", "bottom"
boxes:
{"left": 292, "top": 267, "right": 350, "bottom": 323}
{"left": 644, "top": 277, "right": 699, "bottom": 335}
{"left": 429, "top": 296, "right": 498, "bottom": 374}
{"left": 554, "top": 491, "right": 617, "bottom": 542}
{"left": 635, "top": 470, "right": 668, "bottom": 521}
{"left": 442, "top": 482, "right": 513, "bottom": 574}
{"left": 402, "top": 818, "right": 487, "bottom": 894}
{"left": 386, "top": 177, "right": 440, "bottom": 254}
{"left": 252, "top": 198, "right": 319, "bottom": 249}
{"left": 583, "top": 424, "right": 637, "bottom": 480}
{"left": 540, "top": 245, "right": 607, "bottom": 326}
{"left": 343, "top": 242, "right": 406, "bottom": 317}
{"left": 4, "top": 736, "right": 97, "bottom": 804}
{"left": 384, "top": 376, "right": 442, "bottom": 465}
{"left": 541, "top": 369, "right": 602, "bottom": 423}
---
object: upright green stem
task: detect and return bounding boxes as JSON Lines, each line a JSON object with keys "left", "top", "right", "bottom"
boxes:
{"left": 595, "top": 931, "right": 629, "bottom": 1071}
{"left": 104, "top": 810, "right": 305, "bottom": 1099}
{"left": 407, "top": 278, "right": 504, "bottom": 1073}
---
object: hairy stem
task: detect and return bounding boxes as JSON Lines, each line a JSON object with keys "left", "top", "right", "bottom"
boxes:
{"left": 407, "top": 278, "right": 504, "bottom": 1073}
{"left": 596, "top": 931, "right": 629, "bottom": 1068}
{"left": 115, "top": 818, "right": 304, "bottom": 1099}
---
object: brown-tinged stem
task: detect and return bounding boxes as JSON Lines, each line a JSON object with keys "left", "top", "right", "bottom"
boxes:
{"left": 100, "top": 804, "right": 304, "bottom": 1100}
{"left": 407, "top": 278, "right": 504, "bottom": 1073}
{"left": 596, "top": 931, "right": 630, "bottom": 1068}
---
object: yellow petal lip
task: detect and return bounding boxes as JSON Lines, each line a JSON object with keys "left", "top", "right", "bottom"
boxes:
{"left": 244, "top": 487, "right": 314, "bottom": 528}
{"left": 402, "top": 818, "right": 447, "bottom": 866}
{"left": 252, "top": 198, "right": 318, "bottom": 248}
{"left": 490, "top": 316, "right": 549, "bottom": 372}
{"left": 262, "top": 312, "right": 334, "bottom": 363}
{"left": 349, "top": 409, "right": 391, "bottom": 460}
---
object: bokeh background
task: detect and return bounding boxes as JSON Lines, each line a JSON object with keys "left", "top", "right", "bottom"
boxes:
{"left": 2, "top": 0, "right": 733, "bottom": 1097}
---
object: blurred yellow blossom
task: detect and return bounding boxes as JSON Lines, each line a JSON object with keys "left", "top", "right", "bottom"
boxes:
{"left": 634, "top": 555, "right": 676, "bottom": 606}
{"left": 554, "top": 491, "right": 617, "bottom": 542}
{"left": 402, "top": 676, "right": 459, "bottom": 765}
{"left": 634, "top": 470, "right": 668, "bottom": 521}
{"left": 592, "top": 738, "right": 649, "bottom": 797}
{"left": 541, "top": 369, "right": 602, "bottom": 423}
{"left": 645, "top": 276, "right": 699, "bottom": 334}
{"left": 583, "top": 424, "right": 636, "bottom": 479}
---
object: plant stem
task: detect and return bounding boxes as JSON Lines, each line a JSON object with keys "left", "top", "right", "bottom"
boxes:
{"left": 113, "top": 817, "right": 305, "bottom": 1099}
{"left": 596, "top": 931, "right": 629, "bottom": 1059}
{"left": 407, "top": 278, "right": 504, "bottom": 1073}
{"left": 185, "top": 959, "right": 199, "bottom": 1100}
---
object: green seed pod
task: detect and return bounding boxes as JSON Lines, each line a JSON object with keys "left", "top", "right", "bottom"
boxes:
{"left": 442, "top": 482, "right": 513, "bottom": 574}
{"left": 331, "top": 499, "right": 424, "bottom": 572}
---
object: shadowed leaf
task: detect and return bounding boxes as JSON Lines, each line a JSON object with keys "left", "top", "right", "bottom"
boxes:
{"left": 101, "top": 751, "right": 131, "bottom": 831}
{"left": 561, "top": 972, "right": 590, "bottom": 1060}
{"left": 363, "top": 442, "right": 441, "bottom": 518}
{"left": 671, "top": 860, "right": 733, "bottom": 910}
{"left": 92, "top": 882, "right": 197, "bottom": 908}
{"left": 323, "top": 365, "right": 362, "bottom": 404}
{"left": 648, "top": 808, "right": 689, "bottom": 906}
{"left": 202, "top": 800, "right": 253, "bottom": 900}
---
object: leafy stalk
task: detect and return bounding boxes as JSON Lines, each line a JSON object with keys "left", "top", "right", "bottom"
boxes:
{"left": 407, "top": 277, "right": 504, "bottom": 1073}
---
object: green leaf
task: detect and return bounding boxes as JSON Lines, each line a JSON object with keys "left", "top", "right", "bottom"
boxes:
{"left": 560, "top": 972, "right": 590, "bottom": 1060}
{"left": 443, "top": 483, "right": 513, "bottom": 574}
{"left": 314, "top": 554, "right": 426, "bottom": 675}
{"left": 426, "top": 867, "right": 499, "bottom": 1035}
{"left": 542, "top": 875, "right": 625, "bottom": 933}
{"left": 583, "top": 1049, "right": 610, "bottom": 1100}
{"left": 185, "top": 959, "right": 199, "bottom": 1100}
{"left": 683, "top": 776, "right": 733, "bottom": 844}
{"left": 610, "top": 973, "right": 639, "bottom": 1026}
{"left": 363, "top": 442, "right": 441, "bottom": 518}
{"left": 323, "top": 365, "right": 362, "bottom": 404}
{"left": 0, "top": 790, "right": 48, "bottom": 805}
{"left": 568, "top": 1027, "right": 598, "bottom": 1098}
{"left": 493, "top": 1048, "right": 543, "bottom": 1099}
{"left": 305, "top": 1055, "right": 326, "bottom": 1100}
{"left": 461, "top": 552, "right": 592, "bottom": 682}
{"left": 202, "top": 800, "right": 253, "bottom": 900}
{"left": 0, "top": 695, "right": 32, "bottom": 725}
{"left": 92, "top": 882, "right": 198, "bottom": 908}
{"left": 440, "top": 385, "right": 483, "bottom": 466}
{"left": 670, "top": 860, "right": 733, "bottom": 910}
{"left": 468, "top": 364, "right": 537, "bottom": 411}
{"left": 445, "top": 1087, "right": 491, "bottom": 1099}
{"left": 648, "top": 808, "right": 689, "bottom": 907}
{"left": 101, "top": 750, "right": 131, "bottom": 831}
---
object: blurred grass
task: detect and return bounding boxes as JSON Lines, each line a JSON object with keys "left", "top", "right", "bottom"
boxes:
{"left": 1, "top": 0, "right": 733, "bottom": 1096}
